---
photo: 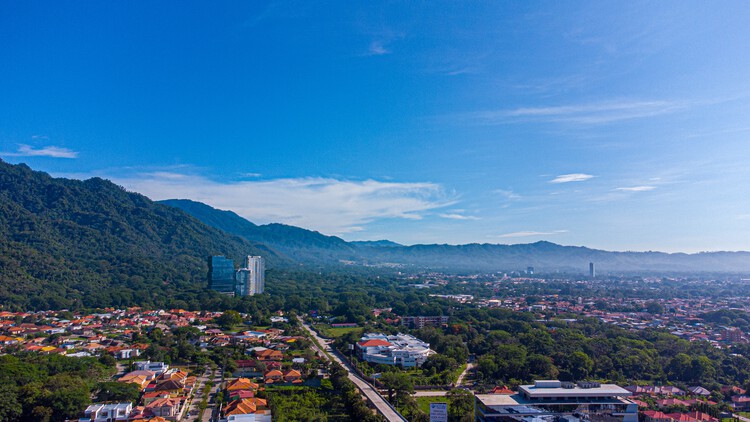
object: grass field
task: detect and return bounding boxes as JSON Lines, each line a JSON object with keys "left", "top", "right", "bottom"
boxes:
{"left": 415, "top": 395, "right": 449, "bottom": 414}
{"left": 316, "top": 325, "right": 362, "bottom": 338}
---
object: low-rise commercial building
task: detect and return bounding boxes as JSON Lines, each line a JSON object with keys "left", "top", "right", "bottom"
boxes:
{"left": 475, "top": 380, "right": 637, "bottom": 422}
{"left": 356, "top": 333, "right": 434, "bottom": 367}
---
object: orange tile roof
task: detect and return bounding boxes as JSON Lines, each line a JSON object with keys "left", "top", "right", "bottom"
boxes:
{"left": 227, "top": 378, "right": 259, "bottom": 392}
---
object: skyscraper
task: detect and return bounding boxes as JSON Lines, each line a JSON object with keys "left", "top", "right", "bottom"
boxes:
{"left": 208, "top": 256, "right": 236, "bottom": 294}
{"left": 236, "top": 255, "right": 265, "bottom": 296}
{"left": 589, "top": 262, "right": 595, "bottom": 278}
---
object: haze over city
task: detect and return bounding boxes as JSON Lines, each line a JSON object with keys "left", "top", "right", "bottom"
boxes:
{"left": 2, "top": 1, "right": 750, "bottom": 252}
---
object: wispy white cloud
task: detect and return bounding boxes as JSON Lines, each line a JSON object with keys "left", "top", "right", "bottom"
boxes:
{"left": 106, "top": 172, "right": 455, "bottom": 235}
{"left": 2, "top": 144, "right": 78, "bottom": 159}
{"left": 360, "top": 28, "right": 405, "bottom": 57}
{"left": 239, "top": 172, "right": 263, "bottom": 178}
{"left": 614, "top": 185, "right": 656, "bottom": 192}
{"left": 494, "top": 189, "right": 521, "bottom": 200}
{"left": 438, "top": 213, "right": 480, "bottom": 221}
{"left": 493, "top": 230, "right": 569, "bottom": 238}
{"left": 460, "top": 99, "right": 690, "bottom": 125}
{"left": 550, "top": 173, "right": 594, "bottom": 183}
{"left": 368, "top": 41, "right": 390, "bottom": 56}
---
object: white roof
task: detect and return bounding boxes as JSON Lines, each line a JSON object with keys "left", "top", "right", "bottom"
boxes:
{"left": 519, "top": 383, "right": 631, "bottom": 398}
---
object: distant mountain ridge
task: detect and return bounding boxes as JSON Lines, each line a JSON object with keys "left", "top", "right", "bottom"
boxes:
{"left": 159, "top": 199, "right": 359, "bottom": 265}
{"left": 161, "top": 199, "right": 750, "bottom": 273}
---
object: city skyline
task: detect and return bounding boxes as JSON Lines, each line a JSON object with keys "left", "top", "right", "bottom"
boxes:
{"left": 2, "top": 2, "right": 750, "bottom": 253}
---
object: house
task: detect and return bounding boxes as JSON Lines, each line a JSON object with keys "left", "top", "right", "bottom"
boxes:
{"left": 134, "top": 360, "right": 169, "bottom": 374}
{"left": 235, "top": 360, "right": 263, "bottom": 377}
{"left": 255, "top": 349, "right": 282, "bottom": 361}
{"left": 223, "top": 398, "right": 268, "bottom": 416}
{"left": 227, "top": 378, "right": 259, "bottom": 392}
{"left": 80, "top": 403, "right": 133, "bottom": 422}
{"left": 146, "top": 397, "right": 183, "bottom": 418}
{"left": 732, "top": 395, "right": 750, "bottom": 411}
{"left": 264, "top": 370, "right": 284, "bottom": 384}
{"left": 0, "top": 335, "right": 20, "bottom": 345}
{"left": 115, "top": 348, "right": 140, "bottom": 359}
{"left": 119, "top": 370, "right": 157, "bottom": 389}
{"left": 722, "top": 386, "right": 746, "bottom": 396}
{"left": 154, "top": 379, "right": 184, "bottom": 396}
{"left": 689, "top": 386, "right": 711, "bottom": 397}
{"left": 283, "top": 369, "right": 302, "bottom": 384}
{"left": 642, "top": 410, "right": 674, "bottom": 422}
{"left": 665, "top": 412, "right": 718, "bottom": 422}
{"left": 142, "top": 392, "right": 171, "bottom": 406}
{"left": 657, "top": 398, "right": 690, "bottom": 408}
{"left": 229, "top": 390, "right": 256, "bottom": 401}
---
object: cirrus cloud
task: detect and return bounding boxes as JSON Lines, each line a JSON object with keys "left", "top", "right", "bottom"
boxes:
{"left": 614, "top": 185, "right": 656, "bottom": 192}
{"left": 550, "top": 173, "right": 595, "bottom": 183}
{"left": 493, "top": 230, "right": 569, "bottom": 238}
{"left": 2, "top": 144, "right": 78, "bottom": 159}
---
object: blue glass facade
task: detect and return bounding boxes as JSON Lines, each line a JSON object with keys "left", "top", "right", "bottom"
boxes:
{"left": 208, "top": 256, "right": 236, "bottom": 294}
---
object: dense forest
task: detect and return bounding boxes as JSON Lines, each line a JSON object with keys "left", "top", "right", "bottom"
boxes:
{"left": 0, "top": 160, "right": 283, "bottom": 310}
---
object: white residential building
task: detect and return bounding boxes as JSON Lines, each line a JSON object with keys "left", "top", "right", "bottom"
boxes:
{"left": 236, "top": 256, "right": 265, "bottom": 296}
{"left": 80, "top": 403, "right": 132, "bottom": 422}
{"left": 133, "top": 360, "right": 169, "bottom": 374}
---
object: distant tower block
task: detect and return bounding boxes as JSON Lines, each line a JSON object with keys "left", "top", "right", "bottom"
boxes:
{"left": 589, "top": 262, "right": 595, "bottom": 278}
{"left": 527, "top": 266, "right": 534, "bottom": 275}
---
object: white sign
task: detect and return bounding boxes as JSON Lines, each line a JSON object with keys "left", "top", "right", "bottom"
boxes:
{"left": 430, "top": 402, "right": 448, "bottom": 422}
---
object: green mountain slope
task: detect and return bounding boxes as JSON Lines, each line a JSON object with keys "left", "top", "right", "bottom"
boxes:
{"left": 0, "top": 160, "right": 282, "bottom": 310}
{"left": 160, "top": 199, "right": 359, "bottom": 264}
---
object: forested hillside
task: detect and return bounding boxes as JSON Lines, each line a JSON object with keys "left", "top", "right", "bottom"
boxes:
{"left": 0, "top": 160, "right": 282, "bottom": 310}
{"left": 160, "top": 199, "right": 360, "bottom": 264}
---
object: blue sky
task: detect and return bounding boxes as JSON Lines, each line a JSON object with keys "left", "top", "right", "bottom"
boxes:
{"left": 2, "top": 1, "right": 750, "bottom": 252}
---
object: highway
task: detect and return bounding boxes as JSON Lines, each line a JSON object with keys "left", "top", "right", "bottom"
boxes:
{"left": 297, "top": 316, "right": 407, "bottom": 422}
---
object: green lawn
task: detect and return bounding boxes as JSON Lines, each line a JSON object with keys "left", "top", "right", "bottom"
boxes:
{"left": 415, "top": 396, "right": 449, "bottom": 414}
{"left": 316, "top": 325, "right": 361, "bottom": 339}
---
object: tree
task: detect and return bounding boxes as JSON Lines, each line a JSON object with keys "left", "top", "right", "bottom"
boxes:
{"left": 646, "top": 301, "right": 665, "bottom": 315}
{"left": 0, "top": 384, "right": 22, "bottom": 422}
{"left": 566, "top": 351, "right": 593, "bottom": 380}
{"left": 95, "top": 381, "right": 141, "bottom": 403}
{"left": 380, "top": 372, "right": 413, "bottom": 404}
{"left": 216, "top": 310, "right": 243, "bottom": 330}
{"left": 447, "top": 388, "right": 474, "bottom": 419}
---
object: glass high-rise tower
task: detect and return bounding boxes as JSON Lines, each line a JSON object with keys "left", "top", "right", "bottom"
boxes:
{"left": 208, "top": 256, "right": 236, "bottom": 294}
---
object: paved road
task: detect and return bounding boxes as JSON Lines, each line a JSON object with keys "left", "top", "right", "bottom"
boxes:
{"left": 181, "top": 368, "right": 219, "bottom": 422}
{"left": 297, "top": 316, "right": 407, "bottom": 422}
{"left": 201, "top": 370, "right": 222, "bottom": 422}
{"left": 734, "top": 414, "right": 750, "bottom": 422}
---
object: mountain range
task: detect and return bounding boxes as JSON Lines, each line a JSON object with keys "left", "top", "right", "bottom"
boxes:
{"left": 161, "top": 199, "right": 750, "bottom": 274}
{"left": 1, "top": 158, "right": 749, "bottom": 312}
